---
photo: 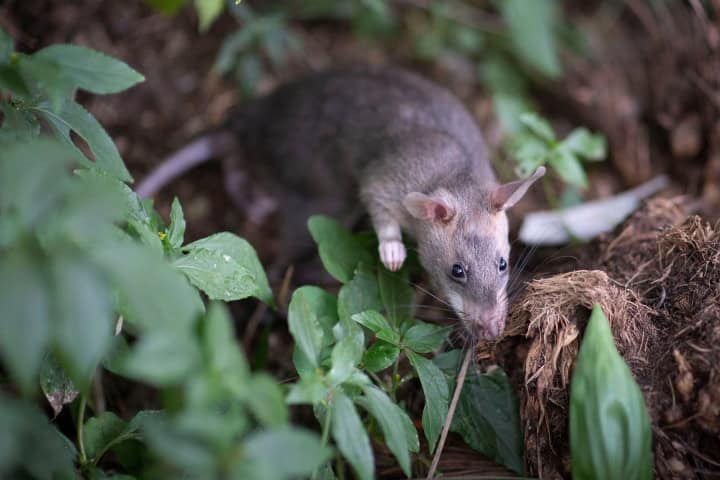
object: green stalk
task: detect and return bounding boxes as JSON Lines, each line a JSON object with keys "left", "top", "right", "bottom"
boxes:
{"left": 77, "top": 395, "right": 88, "bottom": 465}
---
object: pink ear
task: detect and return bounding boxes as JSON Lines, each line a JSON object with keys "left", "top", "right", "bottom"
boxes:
{"left": 403, "top": 191, "right": 455, "bottom": 223}
{"left": 491, "top": 166, "right": 546, "bottom": 211}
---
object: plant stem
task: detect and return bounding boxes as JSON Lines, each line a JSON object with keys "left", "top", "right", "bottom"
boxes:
{"left": 426, "top": 348, "right": 473, "bottom": 479}
{"left": 320, "top": 406, "right": 332, "bottom": 448}
{"left": 77, "top": 395, "right": 88, "bottom": 466}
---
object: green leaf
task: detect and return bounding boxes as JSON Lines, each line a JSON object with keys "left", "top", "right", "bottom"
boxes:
{"left": 377, "top": 267, "right": 415, "bottom": 327}
{"left": 33, "top": 100, "right": 133, "bottom": 182}
{"left": 0, "top": 394, "right": 76, "bottom": 479}
{"left": 119, "top": 330, "right": 200, "bottom": 385}
{"left": 406, "top": 350, "right": 448, "bottom": 452}
{"left": 50, "top": 256, "right": 113, "bottom": 388}
{"left": 548, "top": 147, "right": 589, "bottom": 189}
{"left": 74, "top": 168, "right": 151, "bottom": 225}
{"left": 194, "top": 0, "right": 225, "bottom": 31}
{"left": 17, "top": 54, "right": 73, "bottom": 111}
{"left": 519, "top": 112, "right": 556, "bottom": 143}
{"left": 246, "top": 374, "right": 288, "bottom": 427}
{"left": 562, "top": 127, "right": 607, "bottom": 162}
{"left": 84, "top": 412, "right": 129, "bottom": 461}
{"left": 0, "top": 249, "right": 50, "bottom": 394}
{"left": 203, "top": 302, "right": 249, "bottom": 386}
{"left": 362, "top": 341, "right": 399, "bottom": 373}
{"left": 34, "top": 45, "right": 144, "bottom": 95}
{"left": 570, "top": 304, "right": 653, "bottom": 480}
{"left": 175, "top": 232, "right": 273, "bottom": 304}
{"left": 286, "top": 371, "right": 327, "bottom": 405}
{"left": 166, "top": 197, "right": 185, "bottom": 249}
{"left": 244, "top": 426, "right": 333, "bottom": 479}
{"left": 146, "top": 0, "right": 186, "bottom": 15}
{"left": 481, "top": 57, "right": 534, "bottom": 135}
{"left": 351, "top": 310, "right": 392, "bottom": 334}
{"left": 331, "top": 392, "right": 374, "bottom": 480}
{"left": 337, "top": 269, "right": 382, "bottom": 324}
{"left": 327, "top": 330, "right": 364, "bottom": 386}
{"left": 308, "top": 215, "right": 374, "bottom": 283}
{"left": 40, "top": 355, "right": 78, "bottom": 416}
{"left": 510, "top": 132, "right": 549, "bottom": 177}
{"left": 500, "top": 0, "right": 561, "bottom": 78}
{"left": 403, "top": 321, "right": 450, "bottom": 353}
{"left": 0, "top": 27, "right": 13, "bottom": 60}
{"left": 434, "top": 350, "right": 525, "bottom": 475}
{"left": 288, "top": 286, "right": 337, "bottom": 368}
{"left": 0, "top": 65, "right": 31, "bottom": 99}
{"left": 357, "top": 386, "right": 418, "bottom": 476}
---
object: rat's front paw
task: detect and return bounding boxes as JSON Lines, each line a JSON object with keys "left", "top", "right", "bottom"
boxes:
{"left": 379, "top": 240, "right": 406, "bottom": 272}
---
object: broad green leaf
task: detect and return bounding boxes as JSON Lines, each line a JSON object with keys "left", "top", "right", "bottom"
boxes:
{"left": 244, "top": 426, "right": 333, "bottom": 479}
{"left": 337, "top": 269, "right": 382, "bottom": 324}
{"left": 0, "top": 394, "right": 75, "bottom": 479}
{"left": 548, "top": 147, "right": 588, "bottom": 189}
{"left": 194, "top": 0, "right": 225, "bottom": 31}
{"left": 362, "top": 341, "right": 399, "bottom": 373}
{"left": 91, "top": 241, "right": 203, "bottom": 331}
{"left": 74, "top": 168, "right": 151, "bottom": 225}
{"left": 510, "top": 133, "right": 548, "bottom": 177}
{"left": 351, "top": 310, "right": 392, "bottom": 333}
{"left": 570, "top": 304, "right": 652, "bottom": 480}
{"left": 33, "top": 100, "right": 133, "bottom": 182}
{"left": 403, "top": 321, "right": 450, "bottom": 353}
{"left": 562, "top": 127, "right": 607, "bottom": 162}
{"left": 84, "top": 412, "right": 129, "bottom": 462}
{"left": 40, "top": 355, "right": 78, "bottom": 416}
{"left": 203, "top": 302, "right": 249, "bottom": 387}
{"left": 519, "top": 112, "right": 556, "bottom": 143}
{"left": 246, "top": 374, "right": 288, "bottom": 427}
{"left": 308, "top": 215, "right": 374, "bottom": 283}
{"left": 500, "top": 0, "right": 561, "bottom": 78}
{"left": 327, "top": 330, "right": 364, "bottom": 386}
{"left": 177, "top": 232, "right": 273, "bottom": 304}
{"left": 119, "top": 330, "right": 200, "bottom": 385}
{"left": 406, "top": 350, "right": 448, "bottom": 452}
{"left": 0, "top": 65, "right": 31, "bottom": 99}
{"left": 34, "top": 45, "right": 144, "bottom": 95}
{"left": 377, "top": 268, "right": 415, "bottom": 326}
{"left": 50, "top": 256, "right": 112, "bottom": 388}
{"left": 435, "top": 350, "right": 525, "bottom": 475}
{"left": 288, "top": 286, "right": 337, "bottom": 368}
{"left": 331, "top": 392, "right": 374, "bottom": 480}
{"left": 127, "top": 218, "right": 163, "bottom": 255}
{"left": 166, "top": 197, "right": 185, "bottom": 249}
{"left": 0, "top": 250, "right": 50, "bottom": 394}
{"left": 140, "top": 412, "right": 216, "bottom": 473}
{"left": 286, "top": 371, "right": 327, "bottom": 405}
{"left": 0, "top": 27, "right": 12, "bottom": 60}
{"left": 17, "top": 54, "right": 73, "bottom": 111}
{"left": 357, "top": 386, "right": 417, "bottom": 476}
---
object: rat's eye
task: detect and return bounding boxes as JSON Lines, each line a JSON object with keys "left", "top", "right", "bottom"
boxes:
{"left": 451, "top": 264, "right": 466, "bottom": 282}
{"left": 499, "top": 257, "right": 508, "bottom": 273}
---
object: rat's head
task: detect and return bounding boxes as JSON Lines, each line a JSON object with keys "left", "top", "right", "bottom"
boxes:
{"left": 402, "top": 167, "right": 545, "bottom": 340}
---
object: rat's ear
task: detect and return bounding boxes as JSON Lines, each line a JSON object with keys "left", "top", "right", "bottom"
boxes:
{"left": 403, "top": 191, "right": 456, "bottom": 223}
{"left": 491, "top": 166, "right": 546, "bottom": 211}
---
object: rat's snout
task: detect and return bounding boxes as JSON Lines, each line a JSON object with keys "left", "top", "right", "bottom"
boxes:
{"left": 462, "top": 300, "right": 507, "bottom": 340}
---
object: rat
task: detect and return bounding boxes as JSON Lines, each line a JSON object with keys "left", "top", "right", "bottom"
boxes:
{"left": 136, "top": 66, "right": 544, "bottom": 339}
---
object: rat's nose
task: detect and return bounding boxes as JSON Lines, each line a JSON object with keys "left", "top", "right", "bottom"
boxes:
{"left": 475, "top": 310, "right": 505, "bottom": 340}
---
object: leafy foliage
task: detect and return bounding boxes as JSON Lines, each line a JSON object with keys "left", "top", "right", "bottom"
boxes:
{"left": 570, "top": 305, "right": 653, "bottom": 480}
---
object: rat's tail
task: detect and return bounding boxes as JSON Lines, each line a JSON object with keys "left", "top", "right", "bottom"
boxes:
{"left": 135, "top": 130, "right": 236, "bottom": 199}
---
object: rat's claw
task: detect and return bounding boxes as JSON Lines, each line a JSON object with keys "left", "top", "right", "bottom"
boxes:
{"left": 379, "top": 240, "right": 406, "bottom": 272}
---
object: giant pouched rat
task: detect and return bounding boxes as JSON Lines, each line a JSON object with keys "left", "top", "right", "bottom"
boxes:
{"left": 137, "top": 67, "right": 544, "bottom": 339}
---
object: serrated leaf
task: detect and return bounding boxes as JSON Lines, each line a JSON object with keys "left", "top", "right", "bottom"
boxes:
{"left": 548, "top": 147, "right": 589, "bottom": 189}
{"left": 84, "top": 412, "right": 129, "bottom": 462}
{"left": 357, "top": 385, "right": 417, "bottom": 477}
{"left": 288, "top": 286, "right": 337, "bottom": 368}
{"left": 166, "top": 197, "right": 185, "bottom": 249}
{"left": 33, "top": 100, "right": 132, "bottom": 182}
{"left": 362, "top": 341, "right": 399, "bottom": 372}
{"left": 406, "top": 350, "right": 448, "bottom": 452}
{"left": 244, "top": 426, "right": 333, "bottom": 479}
{"left": 176, "top": 232, "right": 273, "bottom": 304}
{"left": 308, "top": 215, "right": 374, "bottom": 283}
{"left": 519, "top": 112, "right": 556, "bottom": 143}
{"left": 34, "top": 45, "right": 144, "bottom": 95}
{"left": 500, "top": 0, "right": 561, "bottom": 78}
{"left": 194, "top": 0, "right": 225, "bottom": 31}
{"left": 331, "top": 392, "right": 374, "bottom": 480}
{"left": 403, "top": 321, "right": 450, "bottom": 353}
{"left": 377, "top": 267, "right": 415, "bottom": 327}
{"left": 562, "top": 127, "right": 607, "bottom": 162}
{"left": 40, "top": 355, "right": 78, "bottom": 417}
{"left": 570, "top": 304, "right": 653, "bottom": 480}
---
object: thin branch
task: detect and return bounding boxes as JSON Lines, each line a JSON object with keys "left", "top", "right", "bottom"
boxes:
{"left": 426, "top": 348, "right": 473, "bottom": 479}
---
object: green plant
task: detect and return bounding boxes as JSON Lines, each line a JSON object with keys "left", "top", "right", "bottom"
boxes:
{"left": 569, "top": 304, "right": 653, "bottom": 480}
{"left": 509, "top": 112, "right": 607, "bottom": 206}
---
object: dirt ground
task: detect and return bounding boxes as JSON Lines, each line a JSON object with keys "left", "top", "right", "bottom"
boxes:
{"left": 2, "top": 0, "right": 719, "bottom": 478}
